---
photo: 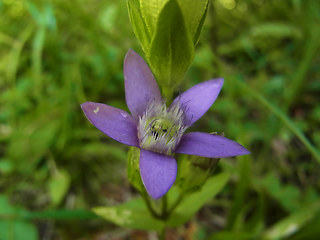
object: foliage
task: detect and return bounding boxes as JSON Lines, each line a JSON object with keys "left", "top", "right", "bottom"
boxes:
{"left": 0, "top": 0, "right": 320, "bottom": 239}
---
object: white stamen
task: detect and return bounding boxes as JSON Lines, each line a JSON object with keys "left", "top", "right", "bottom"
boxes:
{"left": 137, "top": 100, "right": 188, "bottom": 155}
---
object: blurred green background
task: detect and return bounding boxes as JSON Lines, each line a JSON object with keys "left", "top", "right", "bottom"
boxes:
{"left": 0, "top": 0, "right": 320, "bottom": 239}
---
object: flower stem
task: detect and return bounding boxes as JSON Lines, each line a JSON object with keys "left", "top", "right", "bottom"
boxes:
{"left": 167, "top": 193, "right": 184, "bottom": 214}
{"left": 159, "top": 227, "right": 167, "bottom": 240}
{"left": 160, "top": 194, "right": 168, "bottom": 219}
{"left": 141, "top": 193, "right": 161, "bottom": 219}
{"left": 158, "top": 196, "right": 169, "bottom": 240}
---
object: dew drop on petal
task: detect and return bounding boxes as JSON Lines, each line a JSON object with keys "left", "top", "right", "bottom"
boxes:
{"left": 120, "top": 112, "right": 128, "bottom": 118}
{"left": 94, "top": 106, "right": 100, "bottom": 114}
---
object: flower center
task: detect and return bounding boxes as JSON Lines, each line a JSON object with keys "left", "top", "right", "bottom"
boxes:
{"left": 137, "top": 101, "right": 187, "bottom": 155}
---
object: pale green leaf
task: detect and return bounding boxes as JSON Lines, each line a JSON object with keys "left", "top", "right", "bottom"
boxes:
{"left": 25, "top": 2, "right": 43, "bottom": 25}
{"left": 93, "top": 198, "right": 165, "bottom": 231}
{"left": 49, "top": 169, "right": 71, "bottom": 206}
{"left": 147, "top": 0, "right": 194, "bottom": 88}
{"left": 0, "top": 158, "right": 13, "bottom": 174}
{"left": 168, "top": 172, "right": 230, "bottom": 227}
{"left": 127, "top": 0, "right": 152, "bottom": 52}
{"left": 286, "top": 215, "right": 320, "bottom": 240}
{"left": 176, "top": 0, "right": 208, "bottom": 44}
{"left": 127, "top": 147, "right": 145, "bottom": 193}
{"left": 262, "top": 201, "right": 320, "bottom": 240}
{"left": 140, "top": 0, "right": 169, "bottom": 37}
{"left": 192, "top": 3, "right": 208, "bottom": 45}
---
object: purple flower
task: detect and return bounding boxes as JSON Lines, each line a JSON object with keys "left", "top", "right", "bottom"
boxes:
{"left": 81, "top": 50, "right": 249, "bottom": 199}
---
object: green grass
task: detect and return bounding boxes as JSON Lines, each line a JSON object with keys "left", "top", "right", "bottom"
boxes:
{"left": 0, "top": 0, "right": 320, "bottom": 239}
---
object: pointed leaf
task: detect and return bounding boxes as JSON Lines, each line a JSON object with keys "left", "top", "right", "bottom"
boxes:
{"left": 193, "top": 3, "right": 209, "bottom": 45}
{"left": 127, "top": 0, "right": 152, "bottom": 52}
{"left": 127, "top": 147, "right": 145, "bottom": 193}
{"left": 48, "top": 169, "right": 71, "bottom": 206}
{"left": 262, "top": 201, "right": 320, "bottom": 240}
{"left": 140, "top": 0, "right": 169, "bottom": 37}
{"left": 168, "top": 172, "right": 230, "bottom": 227}
{"left": 93, "top": 198, "right": 165, "bottom": 231}
{"left": 176, "top": 0, "right": 209, "bottom": 44}
{"left": 147, "top": 0, "right": 194, "bottom": 88}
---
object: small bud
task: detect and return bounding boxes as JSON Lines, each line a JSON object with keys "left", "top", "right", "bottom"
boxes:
{"left": 177, "top": 154, "right": 220, "bottom": 194}
{"left": 127, "top": 147, "right": 145, "bottom": 193}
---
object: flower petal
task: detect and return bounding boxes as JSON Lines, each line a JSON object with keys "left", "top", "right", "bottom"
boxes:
{"left": 124, "top": 49, "right": 162, "bottom": 119}
{"left": 139, "top": 149, "right": 177, "bottom": 199}
{"left": 81, "top": 102, "right": 139, "bottom": 147}
{"left": 171, "top": 78, "right": 224, "bottom": 125}
{"left": 175, "top": 132, "right": 250, "bottom": 158}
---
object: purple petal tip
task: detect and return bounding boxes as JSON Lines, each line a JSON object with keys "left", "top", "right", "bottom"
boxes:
{"left": 124, "top": 50, "right": 161, "bottom": 119}
{"left": 139, "top": 150, "right": 177, "bottom": 199}
{"left": 171, "top": 78, "right": 225, "bottom": 125}
{"left": 80, "top": 101, "right": 139, "bottom": 147}
{"left": 176, "top": 132, "right": 250, "bottom": 158}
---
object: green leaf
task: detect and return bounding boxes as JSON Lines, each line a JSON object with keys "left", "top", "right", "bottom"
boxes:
{"left": 176, "top": 0, "right": 209, "bottom": 45}
{"left": 258, "top": 172, "right": 300, "bottom": 212}
{"left": 147, "top": 0, "right": 194, "bottom": 88}
{"left": 93, "top": 198, "right": 165, "bottom": 231}
{"left": 287, "top": 213, "right": 320, "bottom": 240}
{"left": 99, "top": 3, "right": 118, "bottom": 33}
{"left": 0, "top": 221, "right": 38, "bottom": 240}
{"left": 140, "top": 0, "right": 170, "bottom": 37}
{"left": 0, "top": 158, "right": 14, "bottom": 174}
{"left": 209, "top": 231, "right": 254, "bottom": 240}
{"left": 192, "top": 3, "right": 208, "bottom": 45}
{"left": 0, "top": 195, "right": 38, "bottom": 240}
{"left": 167, "top": 172, "right": 230, "bottom": 227}
{"left": 250, "top": 23, "right": 302, "bottom": 39}
{"left": 48, "top": 169, "right": 71, "bottom": 206}
{"left": 9, "top": 119, "right": 59, "bottom": 174}
{"left": 139, "top": 0, "right": 208, "bottom": 46}
{"left": 24, "top": 209, "right": 97, "bottom": 220}
{"left": 127, "top": 0, "right": 152, "bottom": 52}
{"left": 44, "top": 4, "right": 57, "bottom": 31}
{"left": 262, "top": 201, "right": 320, "bottom": 240}
{"left": 127, "top": 147, "right": 145, "bottom": 193}
{"left": 25, "top": 2, "right": 43, "bottom": 25}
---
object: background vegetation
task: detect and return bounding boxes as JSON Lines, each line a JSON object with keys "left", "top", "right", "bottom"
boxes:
{"left": 0, "top": 0, "right": 319, "bottom": 239}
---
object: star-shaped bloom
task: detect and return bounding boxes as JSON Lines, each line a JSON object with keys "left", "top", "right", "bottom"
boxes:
{"left": 81, "top": 50, "right": 249, "bottom": 199}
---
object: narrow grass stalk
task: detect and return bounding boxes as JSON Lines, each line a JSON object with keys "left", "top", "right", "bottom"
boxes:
{"left": 284, "top": 28, "right": 320, "bottom": 109}
{"left": 234, "top": 76, "right": 320, "bottom": 164}
{"left": 0, "top": 209, "right": 98, "bottom": 221}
